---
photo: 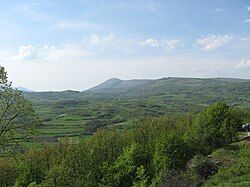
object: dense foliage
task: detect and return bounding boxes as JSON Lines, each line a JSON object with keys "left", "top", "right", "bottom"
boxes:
{"left": 187, "top": 102, "right": 242, "bottom": 153}
{"left": 0, "top": 101, "right": 248, "bottom": 186}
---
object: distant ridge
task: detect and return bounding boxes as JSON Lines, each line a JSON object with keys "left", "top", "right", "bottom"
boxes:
{"left": 23, "top": 77, "right": 250, "bottom": 109}
{"left": 87, "top": 77, "right": 249, "bottom": 92}
{"left": 88, "top": 77, "right": 152, "bottom": 92}
{"left": 16, "top": 87, "right": 34, "bottom": 92}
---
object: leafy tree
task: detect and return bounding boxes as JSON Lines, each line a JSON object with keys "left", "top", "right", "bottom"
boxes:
{"left": 190, "top": 101, "right": 241, "bottom": 152}
{"left": 0, "top": 66, "right": 39, "bottom": 147}
{"left": 17, "top": 142, "right": 69, "bottom": 187}
{"left": 133, "top": 165, "right": 148, "bottom": 187}
{"left": 17, "top": 149, "right": 47, "bottom": 186}
{"left": 87, "top": 129, "right": 126, "bottom": 186}
{"left": 154, "top": 131, "right": 192, "bottom": 170}
{"left": 113, "top": 143, "right": 139, "bottom": 187}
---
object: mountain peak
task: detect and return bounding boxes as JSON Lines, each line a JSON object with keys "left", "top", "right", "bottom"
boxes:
{"left": 105, "top": 77, "right": 123, "bottom": 82}
{"left": 88, "top": 77, "right": 150, "bottom": 92}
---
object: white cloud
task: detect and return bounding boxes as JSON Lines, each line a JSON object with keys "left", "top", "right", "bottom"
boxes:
{"left": 9, "top": 45, "right": 38, "bottom": 61}
{"left": 140, "top": 39, "right": 159, "bottom": 47}
{"left": 247, "top": 5, "right": 250, "bottom": 11}
{"left": 7, "top": 44, "right": 92, "bottom": 62}
{"left": 89, "top": 33, "right": 115, "bottom": 46}
{"left": 242, "top": 19, "right": 250, "bottom": 23}
{"left": 88, "top": 34, "right": 180, "bottom": 53}
{"left": 139, "top": 38, "right": 182, "bottom": 51}
{"left": 4, "top": 51, "right": 249, "bottom": 91}
{"left": 236, "top": 58, "right": 250, "bottom": 68}
{"left": 196, "top": 34, "right": 232, "bottom": 51}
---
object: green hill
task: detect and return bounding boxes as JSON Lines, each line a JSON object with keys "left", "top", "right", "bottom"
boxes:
{"left": 25, "top": 77, "right": 250, "bottom": 107}
{"left": 22, "top": 77, "right": 250, "bottom": 142}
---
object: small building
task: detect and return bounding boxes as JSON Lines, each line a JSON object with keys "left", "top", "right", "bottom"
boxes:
{"left": 242, "top": 123, "right": 250, "bottom": 132}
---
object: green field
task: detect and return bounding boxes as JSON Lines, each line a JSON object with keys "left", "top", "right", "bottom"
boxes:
{"left": 23, "top": 77, "right": 250, "bottom": 145}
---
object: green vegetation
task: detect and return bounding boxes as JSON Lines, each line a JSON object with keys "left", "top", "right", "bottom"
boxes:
{"left": 22, "top": 77, "right": 250, "bottom": 145}
{"left": 0, "top": 101, "right": 249, "bottom": 186}
{"left": 0, "top": 67, "right": 249, "bottom": 186}
{"left": 204, "top": 143, "right": 250, "bottom": 186}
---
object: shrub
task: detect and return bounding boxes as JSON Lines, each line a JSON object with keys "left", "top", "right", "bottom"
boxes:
{"left": 189, "top": 101, "right": 241, "bottom": 153}
{"left": 0, "top": 157, "right": 19, "bottom": 186}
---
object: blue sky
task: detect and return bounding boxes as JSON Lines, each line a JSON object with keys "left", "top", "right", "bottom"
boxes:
{"left": 0, "top": 0, "right": 249, "bottom": 91}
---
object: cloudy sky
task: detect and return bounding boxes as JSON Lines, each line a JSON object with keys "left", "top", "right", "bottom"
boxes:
{"left": 0, "top": 0, "right": 250, "bottom": 91}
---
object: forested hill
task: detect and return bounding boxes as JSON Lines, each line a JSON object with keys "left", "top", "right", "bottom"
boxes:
{"left": 24, "top": 77, "right": 250, "bottom": 109}
{"left": 87, "top": 77, "right": 249, "bottom": 98}
{"left": 88, "top": 77, "right": 249, "bottom": 93}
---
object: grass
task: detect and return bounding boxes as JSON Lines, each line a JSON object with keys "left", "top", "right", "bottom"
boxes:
{"left": 203, "top": 136, "right": 250, "bottom": 187}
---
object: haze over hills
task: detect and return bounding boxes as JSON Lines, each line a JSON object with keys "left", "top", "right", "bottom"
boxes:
{"left": 23, "top": 77, "right": 250, "bottom": 110}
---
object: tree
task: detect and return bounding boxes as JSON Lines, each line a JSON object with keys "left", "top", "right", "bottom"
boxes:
{"left": 190, "top": 101, "right": 240, "bottom": 152}
{"left": 0, "top": 66, "right": 39, "bottom": 147}
{"left": 113, "top": 143, "right": 139, "bottom": 187}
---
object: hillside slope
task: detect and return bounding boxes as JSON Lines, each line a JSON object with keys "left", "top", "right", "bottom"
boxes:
{"left": 24, "top": 77, "right": 250, "bottom": 109}
{"left": 88, "top": 78, "right": 152, "bottom": 92}
{"left": 159, "top": 134, "right": 250, "bottom": 187}
{"left": 86, "top": 77, "right": 250, "bottom": 109}
{"left": 204, "top": 136, "right": 250, "bottom": 186}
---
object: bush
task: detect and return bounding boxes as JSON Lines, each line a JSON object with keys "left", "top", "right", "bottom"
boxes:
{"left": 0, "top": 157, "right": 19, "bottom": 186}
{"left": 189, "top": 101, "right": 241, "bottom": 153}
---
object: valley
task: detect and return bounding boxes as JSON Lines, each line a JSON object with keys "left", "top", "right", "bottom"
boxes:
{"left": 23, "top": 77, "right": 250, "bottom": 145}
